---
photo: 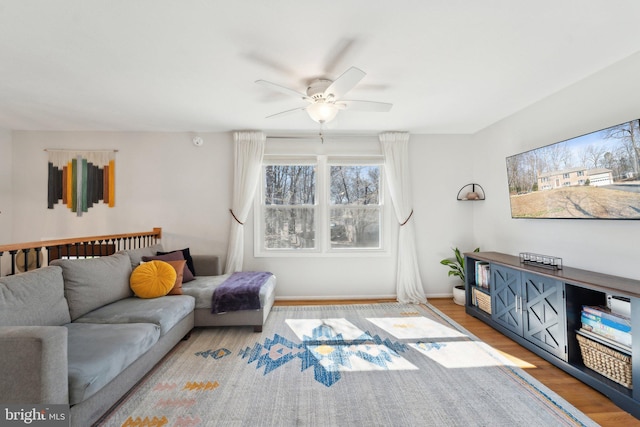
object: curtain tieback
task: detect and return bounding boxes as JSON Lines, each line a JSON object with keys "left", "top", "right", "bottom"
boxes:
{"left": 229, "top": 209, "right": 244, "bottom": 225}
{"left": 400, "top": 209, "right": 414, "bottom": 226}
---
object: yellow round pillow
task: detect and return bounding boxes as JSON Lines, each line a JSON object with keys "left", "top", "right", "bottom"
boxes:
{"left": 130, "top": 260, "right": 177, "bottom": 298}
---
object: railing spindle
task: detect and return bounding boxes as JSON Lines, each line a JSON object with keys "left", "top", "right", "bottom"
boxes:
{"left": 35, "top": 247, "right": 43, "bottom": 268}
{"left": 9, "top": 250, "right": 17, "bottom": 276}
{"left": 0, "top": 228, "right": 161, "bottom": 276}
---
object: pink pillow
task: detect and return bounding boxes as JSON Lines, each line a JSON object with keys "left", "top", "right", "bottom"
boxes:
{"left": 142, "top": 252, "right": 195, "bottom": 282}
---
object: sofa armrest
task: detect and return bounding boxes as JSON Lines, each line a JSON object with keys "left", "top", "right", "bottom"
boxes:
{"left": 192, "top": 255, "right": 220, "bottom": 276}
{"left": 0, "top": 326, "right": 69, "bottom": 404}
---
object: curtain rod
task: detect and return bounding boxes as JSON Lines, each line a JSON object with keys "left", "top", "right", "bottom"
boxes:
{"left": 44, "top": 149, "right": 119, "bottom": 152}
{"left": 265, "top": 133, "right": 379, "bottom": 140}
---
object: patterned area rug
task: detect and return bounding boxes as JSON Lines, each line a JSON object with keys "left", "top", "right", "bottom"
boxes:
{"left": 98, "top": 303, "right": 597, "bottom": 426}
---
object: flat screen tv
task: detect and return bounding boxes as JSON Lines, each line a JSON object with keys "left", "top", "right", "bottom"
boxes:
{"left": 506, "top": 119, "right": 640, "bottom": 219}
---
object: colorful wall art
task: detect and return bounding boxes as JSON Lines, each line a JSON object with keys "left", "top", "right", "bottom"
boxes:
{"left": 47, "top": 149, "right": 116, "bottom": 216}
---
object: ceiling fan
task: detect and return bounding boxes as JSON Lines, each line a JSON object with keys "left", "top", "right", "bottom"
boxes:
{"left": 256, "top": 67, "right": 392, "bottom": 124}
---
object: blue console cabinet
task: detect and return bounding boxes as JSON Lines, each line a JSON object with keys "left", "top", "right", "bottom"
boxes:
{"left": 465, "top": 251, "right": 639, "bottom": 418}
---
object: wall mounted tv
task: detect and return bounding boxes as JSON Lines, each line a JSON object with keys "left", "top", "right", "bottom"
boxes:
{"left": 506, "top": 118, "right": 640, "bottom": 219}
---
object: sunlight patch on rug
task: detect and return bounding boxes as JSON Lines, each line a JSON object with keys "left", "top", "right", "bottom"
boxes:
{"left": 285, "top": 318, "right": 371, "bottom": 341}
{"left": 495, "top": 348, "right": 538, "bottom": 369}
{"left": 367, "top": 316, "right": 467, "bottom": 339}
{"left": 410, "top": 341, "right": 518, "bottom": 368}
{"left": 308, "top": 343, "right": 418, "bottom": 372}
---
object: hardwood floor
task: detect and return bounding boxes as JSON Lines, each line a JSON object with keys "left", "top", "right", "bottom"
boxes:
{"left": 275, "top": 297, "right": 640, "bottom": 426}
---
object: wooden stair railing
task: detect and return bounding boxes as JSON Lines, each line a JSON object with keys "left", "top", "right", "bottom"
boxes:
{"left": 0, "top": 227, "right": 162, "bottom": 277}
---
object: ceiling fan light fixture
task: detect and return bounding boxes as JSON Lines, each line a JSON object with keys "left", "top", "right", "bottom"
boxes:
{"left": 258, "top": 66, "right": 392, "bottom": 123}
{"left": 306, "top": 101, "right": 338, "bottom": 124}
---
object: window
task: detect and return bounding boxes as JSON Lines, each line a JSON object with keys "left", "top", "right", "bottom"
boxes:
{"left": 263, "top": 164, "right": 316, "bottom": 250}
{"left": 329, "top": 165, "right": 381, "bottom": 249}
{"left": 256, "top": 156, "right": 385, "bottom": 256}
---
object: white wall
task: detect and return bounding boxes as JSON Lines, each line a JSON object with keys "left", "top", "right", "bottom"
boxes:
{"left": 472, "top": 51, "right": 640, "bottom": 280}
{"left": 410, "top": 134, "right": 476, "bottom": 296}
{"left": 6, "top": 130, "right": 474, "bottom": 299}
{"left": 0, "top": 129, "right": 12, "bottom": 243}
{"left": 9, "top": 132, "right": 233, "bottom": 259}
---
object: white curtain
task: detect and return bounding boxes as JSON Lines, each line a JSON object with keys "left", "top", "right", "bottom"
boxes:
{"left": 224, "top": 131, "right": 266, "bottom": 273}
{"left": 379, "top": 132, "right": 426, "bottom": 304}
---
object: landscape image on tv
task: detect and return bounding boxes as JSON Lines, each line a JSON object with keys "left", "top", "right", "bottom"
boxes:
{"left": 506, "top": 119, "right": 640, "bottom": 219}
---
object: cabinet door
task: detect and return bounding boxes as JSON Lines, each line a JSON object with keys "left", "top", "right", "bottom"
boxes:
{"left": 491, "top": 265, "right": 523, "bottom": 335}
{"left": 522, "top": 273, "right": 567, "bottom": 361}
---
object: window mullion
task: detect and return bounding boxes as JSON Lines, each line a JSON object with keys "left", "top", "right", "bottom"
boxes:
{"left": 317, "top": 155, "right": 328, "bottom": 253}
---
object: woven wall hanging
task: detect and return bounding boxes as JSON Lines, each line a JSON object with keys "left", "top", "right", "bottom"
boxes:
{"left": 46, "top": 149, "right": 116, "bottom": 216}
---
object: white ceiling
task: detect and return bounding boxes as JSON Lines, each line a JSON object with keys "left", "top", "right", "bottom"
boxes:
{"left": 1, "top": 0, "right": 639, "bottom": 134}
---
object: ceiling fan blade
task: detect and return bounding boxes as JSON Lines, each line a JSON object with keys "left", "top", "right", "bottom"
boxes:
{"left": 265, "top": 106, "right": 308, "bottom": 119}
{"left": 323, "top": 67, "right": 366, "bottom": 100}
{"left": 337, "top": 100, "right": 393, "bottom": 112}
{"left": 255, "top": 80, "right": 310, "bottom": 101}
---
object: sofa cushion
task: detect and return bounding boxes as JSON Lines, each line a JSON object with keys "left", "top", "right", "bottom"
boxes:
{"left": 74, "top": 295, "right": 195, "bottom": 336}
{"left": 117, "top": 244, "right": 164, "bottom": 270}
{"left": 164, "top": 259, "right": 186, "bottom": 295}
{"left": 0, "top": 266, "right": 71, "bottom": 326}
{"left": 157, "top": 248, "right": 196, "bottom": 276}
{"left": 142, "top": 251, "right": 195, "bottom": 283}
{"left": 51, "top": 253, "right": 132, "bottom": 321}
{"left": 65, "top": 322, "right": 160, "bottom": 405}
{"left": 130, "top": 261, "right": 176, "bottom": 298}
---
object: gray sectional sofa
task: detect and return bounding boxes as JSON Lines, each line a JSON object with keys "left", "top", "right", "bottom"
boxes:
{"left": 0, "top": 244, "right": 276, "bottom": 427}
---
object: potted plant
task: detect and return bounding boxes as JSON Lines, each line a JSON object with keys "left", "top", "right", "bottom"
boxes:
{"left": 440, "top": 247, "right": 479, "bottom": 305}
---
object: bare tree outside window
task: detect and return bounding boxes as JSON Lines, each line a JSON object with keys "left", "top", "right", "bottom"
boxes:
{"left": 264, "top": 165, "right": 316, "bottom": 249}
{"left": 260, "top": 161, "right": 384, "bottom": 252}
{"left": 329, "top": 165, "right": 381, "bottom": 249}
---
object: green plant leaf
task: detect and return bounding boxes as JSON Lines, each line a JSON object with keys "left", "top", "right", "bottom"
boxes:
{"left": 441, "top": 246, "right": 480, "bottom": 285}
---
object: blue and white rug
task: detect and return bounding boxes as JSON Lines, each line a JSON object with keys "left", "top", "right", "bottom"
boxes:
{"left": 99, "top": 303, "right": 598, "bottom": 426}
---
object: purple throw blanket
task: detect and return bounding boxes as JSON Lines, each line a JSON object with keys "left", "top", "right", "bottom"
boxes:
{"left": 211, "top": 271, "right": 272, "bottom": 314}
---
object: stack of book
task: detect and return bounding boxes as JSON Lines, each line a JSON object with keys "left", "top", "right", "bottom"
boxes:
{"left": 474, "top": 261, "right": 490, "bottom": 289}
{"left": 579, "top": 305, "right": 631, "bottom": 353}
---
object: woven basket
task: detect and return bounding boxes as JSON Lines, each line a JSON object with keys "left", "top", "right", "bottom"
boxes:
{"left": 472, "top": 288, "right": 491, "bottom": 315}
{"left": 576, "top": 333, "right": 632, "bottom": 389}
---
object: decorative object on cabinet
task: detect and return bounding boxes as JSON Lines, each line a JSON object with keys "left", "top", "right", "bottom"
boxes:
{"left": 456, "top": 183, "right": 485, "bottom": 200}
{"left": 519, "top": 252, "right": 563, "bottom": 270}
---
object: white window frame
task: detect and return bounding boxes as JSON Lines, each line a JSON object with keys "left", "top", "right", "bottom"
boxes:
{"left": 254, "top": 155, "right": 389, "bottom": 257}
